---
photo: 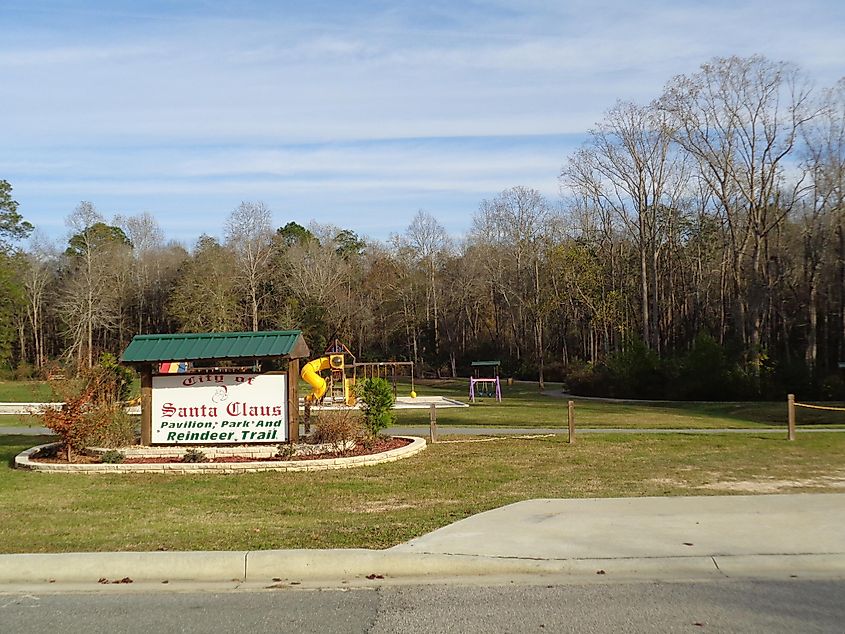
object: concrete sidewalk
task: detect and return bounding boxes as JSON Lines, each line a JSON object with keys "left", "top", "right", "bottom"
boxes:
{"left": 393, "top": 494, "right": 845, "bottom": 577}
{"left": 1, "top": 494, "right": 843, "bottom": 587}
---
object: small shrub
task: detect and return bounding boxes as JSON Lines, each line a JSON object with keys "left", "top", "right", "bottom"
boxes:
{"left": 41, "top": 376, "right": 100, "bottom": 462}
{"left": 275, "top": 443, "right": 295, "bottom": 460}
{"left": 36, "top": 444, "right": 59, "bottom": 459}
{"left": 100, "top": 450, "right": 125, "bottom": 464}
{"left": 357, "top": 434, "right": 376, "bottom": 451}
{"left": 42, "top": 361, "right": 68, "bottom": 381}
{"left": 356, "top": 377, "right": 395, "bottom": 437}
{"left": 14, "top": 362, "right": 37, "bottom": 381}
{"left": 310, "top": 408, "right": 364, "bottom": 453}
{"left": 820, "top": 374, "right": 845, "bottom": 400}
{"left": 40, "top": 358, "right": 139, "bottom": 460}
{"left": 86, "top": 407, "right": 137, "bottom": 448}
{"left": 181, "top": 448, "right": 207, "bottom": 463}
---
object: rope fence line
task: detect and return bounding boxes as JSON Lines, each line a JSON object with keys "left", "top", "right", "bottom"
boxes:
{"left": 788, "top": 393, "right": 845, "bottom": 441}
{"left": 793, "top": 402, "right": 845, "bottom": 412}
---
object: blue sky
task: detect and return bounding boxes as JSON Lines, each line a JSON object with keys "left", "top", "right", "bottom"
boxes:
{"left": 2, "top": 0, "right": 844, "bottom": 247}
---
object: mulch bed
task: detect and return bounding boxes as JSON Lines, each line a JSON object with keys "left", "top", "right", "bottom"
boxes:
{"left": 33, "top": 437, "right": 411, "bottom": 465}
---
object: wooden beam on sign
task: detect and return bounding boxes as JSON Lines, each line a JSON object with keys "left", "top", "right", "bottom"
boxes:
{"left": 140, "top": 365, "right": 152, "bottom": 446}
{"left": 287, "top": 358, "right": 299, "bottom": 443}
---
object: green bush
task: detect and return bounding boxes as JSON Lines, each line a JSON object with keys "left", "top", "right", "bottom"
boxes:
{"left": 820, "top": 374, "right": 845, "bottom": 400}
{"left": 14, "top": 362, "right": 37, "bottom": 381}
{"left": 100, "top": 450, "right": 125, "bottom": 464}
{"left": 562, "top": 360, "right": 611, "bottom": 396}
{"left": 95, "top": 353, "right": 135, "bottom": 403}
{"left": 356, "top": 377, "right": 395, "bottom": 437}
{"left": 605, "top": 336, "right": 663, "bottom": 398}
{"left": 672, "top": 333, "right": 734, "bottom": 400}
{"left": 181, "top": 448, "right": 207, "bottom": 463}
{"left": 275, "top": 443, "right": 295, "bottom": 460}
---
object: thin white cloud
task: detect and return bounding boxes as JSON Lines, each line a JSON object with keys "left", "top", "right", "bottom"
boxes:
{"left": 3, "top": 0, "right": 844, "bottom": 244}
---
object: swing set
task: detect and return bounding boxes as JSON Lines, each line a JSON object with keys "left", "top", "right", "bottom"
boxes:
{"left": 469, "top": 360, "right": 502, "bottom": 403}
{"left": 302, "top": 339, "right": 415, "bottom": 406}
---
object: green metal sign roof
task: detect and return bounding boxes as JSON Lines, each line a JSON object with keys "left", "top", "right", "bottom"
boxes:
{"left": 121, "top": 330, "right": 310, "bottom": 364}
{"left": 471, "top": 360, "right": 501, "bottom": 367}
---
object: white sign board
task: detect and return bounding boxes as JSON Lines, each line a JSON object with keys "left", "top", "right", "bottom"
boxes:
{"left": 151, "top": 373, "right": 287, "bottom": 444}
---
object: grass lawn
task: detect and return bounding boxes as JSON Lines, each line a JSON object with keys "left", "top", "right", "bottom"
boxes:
{"left": 393, "top": 379, "right": 845, "bottom": 429}
{"left": 1, "top": 432, "right": 843, "bottom": 554}
{"left": 0, "top": 414, "right": 45, "bottom": 428}
{"left": 0, "top": 380, "right": 53, "bottom": 402}
{"left": 1, "top": 376, "right": 842, "bottom": 430}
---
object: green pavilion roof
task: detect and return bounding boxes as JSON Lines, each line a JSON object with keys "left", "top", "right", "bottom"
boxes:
{"left": 121, "top": 330, "right": 310, "bottom": 364}
{"left": 471, "top": 360, "right": 501, "bottom": 367}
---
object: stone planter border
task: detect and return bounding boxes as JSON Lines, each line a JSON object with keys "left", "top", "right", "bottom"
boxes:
{"left": 14, "top": 436, "right": 426, "bottom": 474}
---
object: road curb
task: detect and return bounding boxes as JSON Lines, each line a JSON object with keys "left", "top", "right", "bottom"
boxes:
{"left": 2, "top": 549, "right": 843, "bottom": 586}
{"left": 0, "top": 551, "right": 247, "bottom": 583}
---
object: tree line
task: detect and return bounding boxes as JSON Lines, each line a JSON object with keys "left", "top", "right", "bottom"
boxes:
{"left": 0, "top": 55, "right": 843, "bottom": 400}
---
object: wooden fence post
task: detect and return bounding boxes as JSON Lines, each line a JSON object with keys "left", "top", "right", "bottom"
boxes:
{"left": 568, "top": 400, "right": 575, "bottom": 444}
{"left": 787, "top": 393, "right": 796, "bottom": 441}
{"left": 140, "top": 366, "right": 152, "bottom": 446}
{"left": 429, "top": 403, "right": 437, "bottom": 443}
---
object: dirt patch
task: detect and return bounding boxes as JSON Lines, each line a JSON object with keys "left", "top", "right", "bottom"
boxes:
{"left": 698, "top": 473, "right": 845, "bottom": 493}
{"left": 348, "top": 501, "right": 418, "bottom": 513}
{"left": 647, "top": 477, "right": 688, "bottom": 488}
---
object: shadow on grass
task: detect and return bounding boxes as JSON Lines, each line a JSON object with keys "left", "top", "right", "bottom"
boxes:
{"left": 1, "top": 434, "right": 55, "bottom": 469}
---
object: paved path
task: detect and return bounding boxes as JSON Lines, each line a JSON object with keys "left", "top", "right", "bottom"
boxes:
{"left": 4, "top": 424, "right": 843, "bottom": 437}
{"left": 393, "top": 425, "right": 844, "bottom": 435}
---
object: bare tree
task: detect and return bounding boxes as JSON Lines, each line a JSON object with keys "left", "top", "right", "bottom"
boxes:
{"left": 22, "top": 232, "right": 58, "bottom": 368}
{"left": 659, "top": 55, "right": 816, "bottom": 374}
{"left": 282, "top": 230, "right": 350, "bottom": 332}
{"left": 800, "top": 79, "right": 845, "bottom": 370}
{"left": 59, "top": 203, "right": 131, "bottom": 368}
{"left": 225, "top": 202, "right": 274, "bottom": 331}
{"left": 471, "top": 187, "right": 557, "bottom": 389}
{"left": 116, "top": 212, "right": 165, "bottom": 334}
{"left": 563, "top": 100, "right": 689, "bottom": 352}
{"left": 404, "top": 210, "right": 450, "bottom": 358}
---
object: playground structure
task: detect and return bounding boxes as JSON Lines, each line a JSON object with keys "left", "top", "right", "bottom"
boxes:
{"left": 300, "top": 340, "right": 415, "bottom": 406}
{"left": 469, "top": 360, "right": 502, "bottom": 403}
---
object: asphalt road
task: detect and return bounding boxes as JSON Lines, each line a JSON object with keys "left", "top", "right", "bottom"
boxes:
{"left": 2, "top": 579, "right": 842, "bottom": 633}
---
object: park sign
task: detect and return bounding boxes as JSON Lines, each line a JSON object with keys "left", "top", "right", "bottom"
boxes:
{"left": 152, "top": 373, "right": 287, "bottom": 444}
{"left": 121, "top": 330, "right": 310, "bottom": 446}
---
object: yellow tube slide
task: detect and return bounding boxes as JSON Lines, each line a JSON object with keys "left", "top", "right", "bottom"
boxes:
{"left": 301, "top": 356, "right": 332, "bottom": 403}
